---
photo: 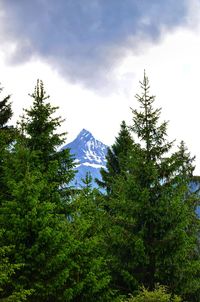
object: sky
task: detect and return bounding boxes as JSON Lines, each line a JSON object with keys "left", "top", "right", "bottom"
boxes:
{"left": 1, "top": 0, "right": 200, "bottom": 172}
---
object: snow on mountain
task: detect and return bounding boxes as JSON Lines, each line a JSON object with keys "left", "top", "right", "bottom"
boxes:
{"left": 62, "top": 129, "right": 108, "bottom": 188}
{"left": 62, "top": 130, "right": 200, "bottom": 218}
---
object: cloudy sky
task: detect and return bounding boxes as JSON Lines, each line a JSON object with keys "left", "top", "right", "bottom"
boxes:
{"left": 1, "top": 0, "right": 200, "bottom": 172}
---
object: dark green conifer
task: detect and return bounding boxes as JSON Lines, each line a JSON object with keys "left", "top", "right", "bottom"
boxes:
{"left": 103, "top": 72, "right": 200, "bottom": 301}
{"left": 0, "top": 144, "right": 78, "bottom": 301}
{"left": 18, "top": 80, "right": 75, "bottom": 205}
{"left": 98, "top": 120, "right": 135, "bottom": 194}
{"left": 69, "top": 175, "right": 113, "bottom": 301}
{"left": 0, "top": 84, "right": 16, "bottom": 204}
{"left": 0, "top": 83, "right": 13, "bottom": 159}
{"left": 0, "top": 81, "right": 113, "bottom": 301}
{"left": 0, "top": 86, "right": 12, "bottom": 130}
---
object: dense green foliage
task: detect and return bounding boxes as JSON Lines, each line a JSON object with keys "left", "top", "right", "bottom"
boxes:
{"left": 0, "top": 85, "right": 16, "bottom": 203}
{"left": 0, "top": 75, "right": 200, "bottom": 301}
{"left": 97, "top": 120, "right": 135, "bottom": 194}
{"left": 0, "top": 85, "right": 12, "bottom": 131}
{"left": 19, "top": 80, "right": 75, "bottom": 191}
{"left": 0, "top": 87, "right": 32, "bottom": 301}
{"left": 100, "top": 72, "right": 200, "bottom": 301}
{"left": 0, "top": 81, "right": 111, "bottom": 301}
{"left": 121, "top": 285, "right": 182, "bottom": 302}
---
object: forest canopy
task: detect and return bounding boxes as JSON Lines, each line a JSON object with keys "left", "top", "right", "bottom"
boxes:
{"left": 0, "top": 74, "right": 200, "bottom": 302}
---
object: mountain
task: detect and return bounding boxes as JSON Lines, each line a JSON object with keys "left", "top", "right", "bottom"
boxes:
{"left": 62, "top": 130, "right": 200, "bottom": 218}
{"left": 189, "top": 180, "right": 200, "bottom": 217}
{"left": 62, "top": 129, "right": 108, "bottom": 188}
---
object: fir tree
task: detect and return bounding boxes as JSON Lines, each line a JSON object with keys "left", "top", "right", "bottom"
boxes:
{"left": 0, "top": 84, "right": 16, "bottom": 204}
{"left": 0, "top": 144, "right": 78, "bottom": 301}
{"left": 0, "top": 83, "right": 13, "bottom": 158}
{"left": 97, "top": 120, "right": 135, "bottom": 194}
{"left": 103, "top": 72, "right": 200, "bottom": 301}
{"left": 0, "top": 84, "right": 12, "bottom": 130}
{"left": 0, "top": 81, "right": 113, "bottom": 301}
{"left": 18, "top": 80, "right": 75, "bottom": 190}
{"left": 69, "top": 176, "right": 114, "bottom": 301}
{"left": 0, "top": 143, "right": 114, "bottom": 301}
{"left": 0, "top": 230, "right": 33, "bottom": 301}
{"left": 18, "top": 80, "right": 75, "bottom": 212}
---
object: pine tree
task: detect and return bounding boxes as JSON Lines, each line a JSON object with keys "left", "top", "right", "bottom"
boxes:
{"left": 103, "top": 72, "right": 200, "bottom": 300}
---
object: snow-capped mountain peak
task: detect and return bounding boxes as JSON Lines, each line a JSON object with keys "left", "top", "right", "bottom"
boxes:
{"left": 75, "top": 128, "right": 93, "bottom": 142}
{"left": 62, "top": 129, "right": 108, "bottom": 187}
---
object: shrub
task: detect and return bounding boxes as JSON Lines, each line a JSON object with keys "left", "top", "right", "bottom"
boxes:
{"left": 122, "top": 285, "right": 182, "bottom": 302}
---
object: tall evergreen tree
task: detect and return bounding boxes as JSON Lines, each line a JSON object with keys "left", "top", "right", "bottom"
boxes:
{"left": 0, "top": 143, "right": 115, "bottom": 301}
{"left": 17, "top": 80, "right": 76, "bottom": 216}
{"left": 97, "top": 120, "right": 135, "bottom": 194}
{"left": 0, "top": 83, "right": 13, "bottom": 161}
{"left": 0, "top": 84, "right": 29, "bottom": 301}
{"left": 0, "top": 229, "right": 33, "bottom": 301}
{"left": 0, "top": 84, "right": 16, "bottom": 204}
{"left": 0, "top": 144, "right": 78, "bottom": 301}
{"left": 0, "top": 86, "right": 12, "bottom": 129}
{"left": 18, "top": 80, "right": 75, "bottom": 191}
{"left": 0, "top": 81, "right": 114, "bottom": 301}
{"left": 102, "top": 72, "right": 200, "bottom": 301}
{"left": 68, "top": 175, "right": 114, "bottom": 301}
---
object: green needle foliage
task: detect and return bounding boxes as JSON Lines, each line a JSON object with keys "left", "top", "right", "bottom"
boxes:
{"left": 0, "top": 230, "right": 33, "bottom": 302}
{"left": 0, "top": 84, "right": 31, "bottom": 302}
{"left": 101, "top": 72, "right": 200, "bottom": 301}
{"left": 0, "top": 144, "right": 78, "bottom": 301}
{"left": 0, "top": 80, "right": 114, "bottom": 301}
{"left": 97, "top": 120, "right": 135, "bottom": 194}
{"left": 0, "top": 84, "right": 16, "bottom": 203}
{"left": 18, "top": 80, "right": 75, "bottom": 192}
{"left": 0, "top": 81, "right": 77, "bottom": 301}
{"left": 68, "top": 173, "right": 114, "bottom": 301}
{"left": 0, "top": 85, "right": 12, "bottom": 131}
{"left": 1, "top": 75, "right": 200, "bottom": 302}
{"left": 15, "top": 80, "right": 76, "bottom": 234}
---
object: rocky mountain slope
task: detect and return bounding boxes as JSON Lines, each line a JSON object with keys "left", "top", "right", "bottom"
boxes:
{"left": 62, "top": 129, "right": 108, "bottom": 188}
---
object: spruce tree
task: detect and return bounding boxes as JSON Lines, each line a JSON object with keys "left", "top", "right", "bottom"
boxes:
{"left": 0, "top": 143, "right": 114, "bottom": 301}
{"left": 103, "top": 72, "right": 200, "bottom": 301}
{"left": 0, "top": 84, "right": 13, "bottom": 132}
{"left": 0, "top": 144, "right": 78, "bottom": 301}
{"left": 19, "top": 80, "right": 75, "bottom": 191}
{"left": 69, "top": 175, "right": 114, "bottom": 301}
{"left": 0, "top": 231, "right": 33, "bottom": 301}
{"left": 97, "top": 120, "right": 135, "bottom": 194}
{"left": 0, "top": 81, "right": 114, "bottom": 301}
{"left": 0, "top": 84, "right": 16, "bottom": 202}
{"left": 18, "top": 80, "right": 76, "bottom": 217}
{"left": 0, "top": 85, "right": 29, "bottom": 301}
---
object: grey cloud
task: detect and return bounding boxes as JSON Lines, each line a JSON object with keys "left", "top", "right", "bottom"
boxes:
{"left": 0, "top": 0, "right": 188, "bottom": 90}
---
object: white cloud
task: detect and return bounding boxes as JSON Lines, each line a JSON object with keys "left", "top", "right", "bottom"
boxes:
{"left": 114, "top": 25, "right": 200, "bottom": 173}
{"left": 1, "top": 1, "right": 200, "bottom": 173}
